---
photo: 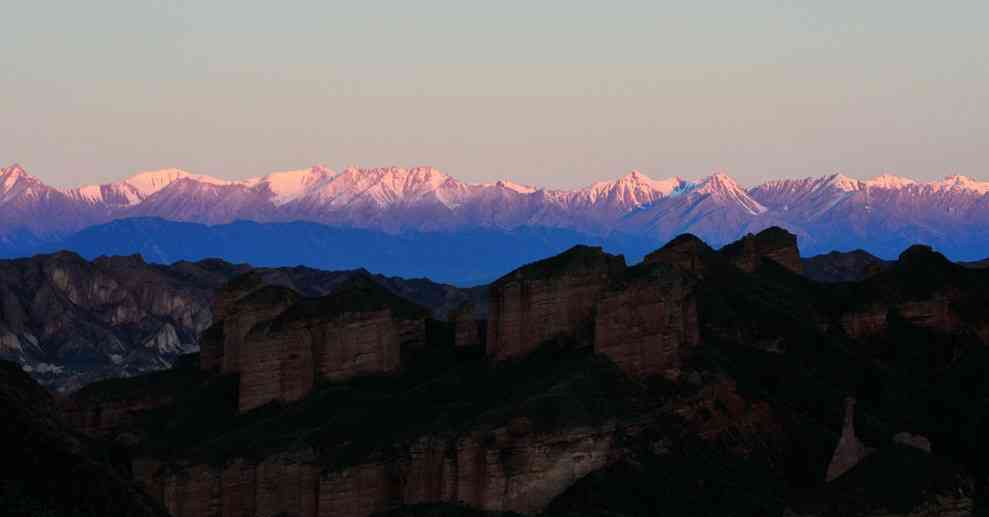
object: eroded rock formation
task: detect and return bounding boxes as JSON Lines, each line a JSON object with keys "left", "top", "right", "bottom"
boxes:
{"left": 55, "top": 227, "right": 989, "bottom": 517}
{"left": 137, "top": 423, "right": 619, "bottom": 517}
{"left": 643, "top": 233, "right": 717, "bottom": 276}
{"left": 721, "top": 226, "right": 804, "bottom": 274}
{"left": 486, "top": 245, "right": 625, "bottom": 362}
{"left": 825, "top": 397, "right": 873, "bottom": 482}
{"left": 201, "top": 273, "right": 433, "bottom": 412}
{"left": 0, "top": 252, "right": 246, "bottom": 392}
{"left": 594, "top": 265, "right": 699, "bottom": 378}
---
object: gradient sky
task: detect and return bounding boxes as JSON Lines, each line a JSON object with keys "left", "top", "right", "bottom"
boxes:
{"left": 3, "top": 1, "right": 987, "bottom": 189}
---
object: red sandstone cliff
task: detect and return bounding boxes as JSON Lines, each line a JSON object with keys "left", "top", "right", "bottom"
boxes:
{"left": 137, "top": 423, "right": 620, "bottom": 517}
{"left": 205, "top": 282, "right": 302, "bottom": 374}
{"left": 594, "top": 265, "right": 699, "bottom": 378}
{"left": 202, "top": 274, "right": 433, "bottom": 413}
{"left": 486, "top": 245, "right": 625, "bottom": 362}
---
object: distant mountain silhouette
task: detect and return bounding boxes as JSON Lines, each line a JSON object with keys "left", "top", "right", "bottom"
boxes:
{"left": 4, "top": 217, "right": 656, "bottom": 285}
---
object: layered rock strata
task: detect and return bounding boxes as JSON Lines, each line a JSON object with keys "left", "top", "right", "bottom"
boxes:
{"left": 486, "top": 245, "right": 625, "bottom": 362}
{"left": 201, "top": 273, "right": 433, "bottom": 413}
{"left": 136, "top": 423, "right": 619, "bottom": 517}
{"left": 594, "top": 265, "right": 700, "bottom": 378}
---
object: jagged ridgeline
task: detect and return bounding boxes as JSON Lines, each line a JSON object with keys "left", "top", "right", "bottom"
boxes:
{"left": 44, "top": 227, "right": 989, "bottom": 517}
{"left": 0, "top": 255, "right": 480, "bottom": 393}
{"left": 4, "top": 164, "right": 989, "bottom": 284}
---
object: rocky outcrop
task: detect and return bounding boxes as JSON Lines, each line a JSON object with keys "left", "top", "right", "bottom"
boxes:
{"left": 720, "top": 226, "right": 804, "bottom": 274}
{"left": 486, "top": 243, "right": 704, "bottom": 380}
{"left": 143, "top": 453, "right": 322, "bottom": 517}
{"left": 0, "top": 252, "right": 246, "bottom": 392}
{"left": 825, "top": 398, "right": 873, "bottom": 482}
{"left": 200, "top": 276, "right": 302, "bottom": 374}
{"left": 593, "top": 265, "right": 699, "bottom": 378}
{"left": 841, "top": 297, "right": 963, "bottom": 340}
{"left": 239, "top": 307, "right": 406, "bottom": 413}
{"left": 203, "top": 275, "right": 433, "bottom": 413}
{"left": 643, "top": 233, "right": 717, "bottom": 276}
{"left": 0, "top": 251, "right": 476, "bottom": 393}
{"left": 137, "top": 423, "right": 619, "bottom": 517}
{"left": 838, "top": 246, "right": 983, "bottom": 340}
{"left": 486, "top": 245, "right": 625, "bottom": 362}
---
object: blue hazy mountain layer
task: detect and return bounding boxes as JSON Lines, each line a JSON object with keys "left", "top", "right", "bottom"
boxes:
{"left": 0, "top": 218, "right": 659, "bottom": 286}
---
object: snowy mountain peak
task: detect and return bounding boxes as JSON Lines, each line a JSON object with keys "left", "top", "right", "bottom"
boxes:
{"left": 621, "top": 169, "right": 647, "bottom": 181}
{"left": 935, "top": 175, "right": 989, "bottom": 194}
{"left": 495, "top": 180, "right": 538, "bottom": 194}
{"left": 122, "top": 169, "right": 231, "bottom": 198}
{"left": 696, "top": 172, "right": 740, "bottom": 191}
{"left": 616, "top": 170, "right": 683, "bottom": 190}
{"left": 0, "top": 164, "right": 57, "bottom": 205}
{"left": 695, "top": 172, "right": 767, "bottom": 215}
{"left": 298, "top": 166, "right": 467, "bottom": 209}
{"left": 866, "top": 174, "right": 915, "bottom": 190}
{"left": 583, "top": 170, "right": 690, "bottom": 200}
{"left": 823, "top": 173, "right": 862, "bottom": 192}
{"left": 2, "top": 163, "right": 28, "bottom": 179}
{"left": 1, "top": 164, "right": 41, "bottom": 193}
{"left": 255, "top": 166, "right": 335, "bottom": 206}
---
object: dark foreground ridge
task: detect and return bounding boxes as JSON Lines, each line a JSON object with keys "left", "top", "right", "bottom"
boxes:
{"left": 3, "top": 227, "right": 989, "bottom": 516}
{"left": 0, "top": 360, "right": 169, "bottom": 517}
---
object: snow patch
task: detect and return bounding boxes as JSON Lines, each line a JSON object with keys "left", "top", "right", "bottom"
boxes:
{"left": 866, "top": 174, "right": 916, "bottom": 190}
{"left": 496, "top": 180, "right": 537, "bottom": 194}
{"left": 932, "top": 175, "right": 989, "bottom": 195}
{"left": 258, "top": 166, "right": 334, "bottom": 206}
{"left": 123, "top": 169, "right": 232, "bottom": 198}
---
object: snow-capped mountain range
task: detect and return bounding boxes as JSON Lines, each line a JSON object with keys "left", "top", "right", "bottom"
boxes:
{"left": 2, "top": 163, "right": 989, "bottom": 260}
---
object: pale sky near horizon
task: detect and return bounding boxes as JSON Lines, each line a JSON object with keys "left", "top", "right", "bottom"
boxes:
{"left": 3, "top": 1, "right": 988, "bottom": 189}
